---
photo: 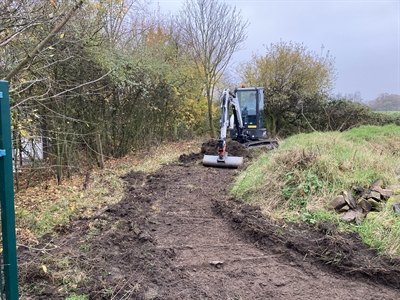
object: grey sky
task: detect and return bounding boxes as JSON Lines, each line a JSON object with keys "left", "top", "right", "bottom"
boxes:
{"left": 151, "top": 0, "right": 400, "bottom": 102}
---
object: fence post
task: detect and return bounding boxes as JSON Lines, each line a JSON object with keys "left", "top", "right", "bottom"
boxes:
{"left": 96, "top": 134, "right": 104, "bottom": 169}
{"left": 0, "top": 80, "right": 19, "bottom": 299}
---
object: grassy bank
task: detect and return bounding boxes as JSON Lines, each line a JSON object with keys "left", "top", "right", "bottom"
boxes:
{"left": 232, "top": 124, "right": 400, "bottom": 256}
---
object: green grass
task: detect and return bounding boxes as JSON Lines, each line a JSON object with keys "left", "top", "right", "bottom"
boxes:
{"left": 232, "top": 124, "right": 400, "bottom": 255}
{"left": 358, "top": 197, "right": 400, "bottom": 254}
{"left": 66, "top": 295, "right": 89, "bottom": 300}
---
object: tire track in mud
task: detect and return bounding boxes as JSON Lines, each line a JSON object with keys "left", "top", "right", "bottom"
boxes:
{"left": 140, "top": 162, "right": 399, "bottom": 300}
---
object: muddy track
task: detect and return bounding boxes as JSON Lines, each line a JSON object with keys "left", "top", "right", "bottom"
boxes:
{"left": 18, "top": 143, "right": 400, "bottom": 299}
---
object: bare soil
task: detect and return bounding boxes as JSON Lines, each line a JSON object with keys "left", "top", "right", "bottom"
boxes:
{"left": 18, "top": 140, "right": 400, "bottom": 299}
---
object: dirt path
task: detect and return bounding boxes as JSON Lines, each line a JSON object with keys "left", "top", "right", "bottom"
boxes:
{"left": 18, "top": 143, "right": 400, "bottom": 299}
{"left": 129, "top": 162, "right": 399, "bottom": 300}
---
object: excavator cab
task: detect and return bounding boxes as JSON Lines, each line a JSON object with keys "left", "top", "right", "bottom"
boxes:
{"left": 230, "top": 87, "right": 267, "bottom": 141}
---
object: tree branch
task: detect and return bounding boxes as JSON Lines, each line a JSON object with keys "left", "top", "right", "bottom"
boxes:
{"left": 4, "top": 0, "right": 84, "bottom": 82}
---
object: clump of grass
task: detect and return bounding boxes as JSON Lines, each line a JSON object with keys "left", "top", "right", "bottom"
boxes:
{"left": 232, "top": 125, "right": 400, "bottom": 255}
{"left": 66, "top": 295, "right": 89, "bottom": 300}
{"left": 359, "top": 198, "right": 400, "bottom": 256}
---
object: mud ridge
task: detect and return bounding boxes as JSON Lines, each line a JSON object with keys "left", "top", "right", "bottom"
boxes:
{"left": 213, "top": 197, "right": 400, "bottom": 289}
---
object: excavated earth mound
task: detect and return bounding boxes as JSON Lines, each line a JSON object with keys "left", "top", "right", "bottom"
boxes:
{"left": 18, "top": 140, "right": 400, "bottom": 299}
{"left": 200, "top": 139, "right": 252, "bottom": 158}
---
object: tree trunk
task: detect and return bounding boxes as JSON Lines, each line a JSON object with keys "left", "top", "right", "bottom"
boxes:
{"left": 207, "top": 98, "right": 215, "bottom": 137}
{"left": 96, "top": 134, "right": 104, "bottom": 169}
{"left": 265, "top": 110, "right": 277, "bottom": 137}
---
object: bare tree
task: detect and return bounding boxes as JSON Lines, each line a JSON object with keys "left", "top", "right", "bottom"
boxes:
{"left": 177, "top": 0, "right": 248, "bottom": 137}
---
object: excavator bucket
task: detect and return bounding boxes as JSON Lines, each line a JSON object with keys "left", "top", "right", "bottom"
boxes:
{"left": 202, "top": 153, "right": 243, "bottom": 168}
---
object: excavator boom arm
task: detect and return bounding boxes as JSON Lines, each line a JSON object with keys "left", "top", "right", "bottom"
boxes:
{"left": 217, "top": 89, "right": 243, "bottom": 157}
{"left": 199, "top": 89, "right": 245, "bottom": 168}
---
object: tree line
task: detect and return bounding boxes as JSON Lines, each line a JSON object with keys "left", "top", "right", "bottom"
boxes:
{"left": 1, "top": 0, "right": 398, "bottom": 186}
{"left": 1, "top": 0, "right": 208, "bottom": 185}
{"left": 368, "top": 94, "right": 400, "bottom": 111}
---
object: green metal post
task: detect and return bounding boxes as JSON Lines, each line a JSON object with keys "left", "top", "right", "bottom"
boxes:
{"left": 0, "top": 81, "right": 19, "bottom": 299}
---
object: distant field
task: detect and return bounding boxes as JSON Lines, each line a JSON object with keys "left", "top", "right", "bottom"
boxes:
{"left": 375, "top": 111, "right": 400, "bottom": 116}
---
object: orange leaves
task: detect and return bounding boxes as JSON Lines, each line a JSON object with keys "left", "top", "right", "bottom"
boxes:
{"left": 146, "top": 27, "right": 169, "bottom": 48}
{"left": 49, "top": 0, "right": 57, "bottom": 10}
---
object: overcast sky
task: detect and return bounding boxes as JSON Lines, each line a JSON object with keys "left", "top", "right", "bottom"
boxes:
{"left": 151, "top": 0, "right": 399, "bottom": 102}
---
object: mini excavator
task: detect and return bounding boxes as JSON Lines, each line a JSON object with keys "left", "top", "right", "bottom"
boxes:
{"left": 202, "top": 86, "right": 278, "bottom": 168}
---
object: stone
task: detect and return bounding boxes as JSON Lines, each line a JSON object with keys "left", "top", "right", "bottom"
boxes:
{"left": 371, "top": 186, "right": 393, "bottom": 200}
{"left": 352, "top": 186, "right": 365, "bottom": 195}
{"left": 370, "top": 179, "right": 382, "bottom": 189}
{"left": 343, "top": 191, "right": 357, "bottom": 209}
{"left": 382, "top": 189, "right": 394, "bottom": 198}
{"left": 387, "top": 185, "right": 400, "bottom": 190}
{"left": 341, "top": 208, "right": 363, "bottom": 224}
{"left": 329, "top": 195, "right": 347, "bottom": 211}
{"left": 347, "top": 191, "right": 357, "bottom": 209}
{"left": 358, "top": 198, "right": 372, "bottom": 213}
{"left": 365, "top": 191, "right": 382, "bottom": 201}
{"left": 367, "top": 199, "right": 382, "bottom": 211}
{"left": 210, "top": 261, "right": 224, "bottom": 268}
{"left": 392, "top": 203, "right": 400, "bottom": 216}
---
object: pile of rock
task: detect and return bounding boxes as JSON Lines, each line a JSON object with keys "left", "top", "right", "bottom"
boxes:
{"left": 330, "top": 180, "right": 400, "bottom": 223}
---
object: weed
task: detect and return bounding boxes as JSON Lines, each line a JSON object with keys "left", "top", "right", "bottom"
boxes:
{"left": 281, "top": 171, "right": 323, "bottom": 209}
{"left": 111, "top": 219, "right": 127, "bottom": 231}
{"left": 301, "top": 211, "right": 316, "bottom": 225}
{"left": 102, "top": 288, "right": 114, "bottom": 297}
{"left": 66, "top": 294, "right": 89, "bottom": 300}
{"left": 79, "top": 244, "right": 90, "bottom": 252}
{"left": 55, "top": 257, "right": 70, "bottom": 270}
{"left": 146, "top": 260, "right": 155, "bottom": 266}
{"left": 324, "top": 252, "right": 343, "bottom": 265}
